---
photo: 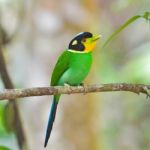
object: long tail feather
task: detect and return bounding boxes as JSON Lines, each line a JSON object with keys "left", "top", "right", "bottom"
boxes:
{"left": 44, "top": 96, "right": 59, "bottom": 147}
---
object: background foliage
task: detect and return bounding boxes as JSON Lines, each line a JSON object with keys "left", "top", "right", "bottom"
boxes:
{"left": 0, "top": 0, "right": 150, "bottom": 150}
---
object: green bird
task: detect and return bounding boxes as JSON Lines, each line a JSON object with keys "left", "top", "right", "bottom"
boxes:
{"left": 44, "top": 32, "right": 101, "bottom": 147}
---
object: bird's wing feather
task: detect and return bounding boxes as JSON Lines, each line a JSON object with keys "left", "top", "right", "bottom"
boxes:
{"left": 51, "top": 51, "right": 70, "bottom": 86}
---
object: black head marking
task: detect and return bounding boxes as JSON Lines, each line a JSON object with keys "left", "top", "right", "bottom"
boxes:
{"left": 68, "top": 32, "right": 93, "bottom": 51}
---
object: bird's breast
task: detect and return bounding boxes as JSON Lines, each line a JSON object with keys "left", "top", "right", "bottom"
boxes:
{"left": 58, "top": 52, "right": 92, "bottom": 85}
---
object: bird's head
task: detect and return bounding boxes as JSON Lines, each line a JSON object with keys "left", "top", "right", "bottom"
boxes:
{"left": 68, "top": 32, "right": 101, "bottom": 53}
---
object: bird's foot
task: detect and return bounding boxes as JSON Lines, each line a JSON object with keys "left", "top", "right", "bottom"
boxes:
{"left": 143, "top": 86, "right": 150, "bottom": 99}
{"left": 64, "top": 83, "right": 71, "bottom": 87}
{"left": 79, "top": 83, "right": 84, "bottom": 86}
{"left": 64, "top": 83, "right": 72, "bottom": 94}
{"left": 78, "top": 83, "right": 86, "bottom": 95}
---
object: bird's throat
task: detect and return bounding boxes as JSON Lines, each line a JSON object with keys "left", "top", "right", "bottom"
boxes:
{"left": 84, "top": 42, "right": 96, "bottom": 53}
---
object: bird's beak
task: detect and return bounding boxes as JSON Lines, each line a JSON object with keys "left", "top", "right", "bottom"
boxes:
{"left": 92, "top": 34, "right": 102, "bottom": 41}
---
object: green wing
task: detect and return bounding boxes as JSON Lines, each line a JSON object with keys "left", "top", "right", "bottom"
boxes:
{"left": 51, "top": 51, "right": 70, "bottom": 86}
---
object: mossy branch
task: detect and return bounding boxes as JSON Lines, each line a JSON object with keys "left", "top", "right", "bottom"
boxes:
{"left": 0, "top": 83, "right": 150, "bottom": 100}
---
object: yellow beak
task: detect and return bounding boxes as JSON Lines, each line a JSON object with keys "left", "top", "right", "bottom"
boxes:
{"left": 92, "top": 34, "right": 102, "bottom": 41}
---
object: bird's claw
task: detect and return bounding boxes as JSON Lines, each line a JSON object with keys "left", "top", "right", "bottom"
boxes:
{"left": 146, "top": 92, "right": 150, "bottom": 99}
{"left": 64, "top": 83, "right": 70, "bottom": 87}
{"left": 64, "top": 83, "right": 86, "bottom": 95}
{"left": 64, "top": 83, "right": 72, "bottom": 94}
{"left": 79, "top": 83, "right": 84, "bottom": 86}
{"left": 78, "top": 83, "right": 86, "bottom": 95}
{"left": 143, "top": 87, "right": 150, "bottom": 99}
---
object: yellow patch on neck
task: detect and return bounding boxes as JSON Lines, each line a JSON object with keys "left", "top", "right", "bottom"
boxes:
{"left": 84, "top": 41, "right": 96, "bottom": 53}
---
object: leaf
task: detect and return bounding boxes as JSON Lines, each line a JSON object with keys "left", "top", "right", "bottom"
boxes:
{"left": 102, "top": 12, "right": 150, "bottom": 48}
{"left": 0, "top": 103, "right": 8, "bottom": 135}
{"left": 0, "top": 146, "right": 11, "bottom": 150}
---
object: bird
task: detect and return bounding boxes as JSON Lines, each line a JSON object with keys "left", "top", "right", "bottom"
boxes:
{"left": 44, "top": 32, "right": 101, "bottom": 147}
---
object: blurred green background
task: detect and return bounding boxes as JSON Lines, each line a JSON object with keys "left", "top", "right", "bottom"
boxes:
{"left": 0, "top": 0, "right": 150, "bottom": 150}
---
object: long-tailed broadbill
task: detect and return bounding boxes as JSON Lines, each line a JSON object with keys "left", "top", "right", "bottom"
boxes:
{"left": 44, "top": 32, "right": 101, "bottom": 147}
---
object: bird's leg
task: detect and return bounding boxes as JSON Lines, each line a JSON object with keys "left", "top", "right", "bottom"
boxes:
{"left": 64, "top": 83, "right": 72, "bottom": 94}
{"left": 143, "top": 86, "right": 150, "bottom": 99}
{"left": 78, "top": 83, "right": 86, "bottom": 95}
{"left": 64, "top": 83, "right": 71, "bottom": 87}
{"left": 79, "top": 83, "right": 84, "bottom": 86}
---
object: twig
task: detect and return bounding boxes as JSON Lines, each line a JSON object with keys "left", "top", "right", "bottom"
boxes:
{"left": 0, "top": 44, "right": 14, "bottom": 88}
{"left": 0, "top": 26, "right": 27, "bottom": 149}
{"left": 0, "top": 83, "right": 150, "bottom": 100}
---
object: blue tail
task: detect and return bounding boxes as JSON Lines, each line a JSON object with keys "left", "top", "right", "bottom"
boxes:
{"left": 44, "top": 96, "right": 59, "bottom": 147}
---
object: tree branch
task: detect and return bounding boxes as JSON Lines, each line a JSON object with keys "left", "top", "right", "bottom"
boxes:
{"left": 0, "top": 83, "right": 150, "bottom": 100}
{"left": 0, "top": 25, "right": 27, "bottom": 150}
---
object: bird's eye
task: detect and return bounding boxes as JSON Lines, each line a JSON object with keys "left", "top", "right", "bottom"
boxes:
{"left": 82, "top": 38, "right": 86, "bottom": 42}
